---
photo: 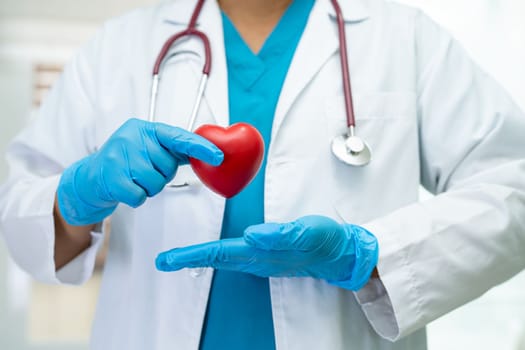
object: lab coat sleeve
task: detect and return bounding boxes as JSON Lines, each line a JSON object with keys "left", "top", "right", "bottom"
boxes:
{"left": 355, "top": 11, "right": 525, "bottom": 341}
{"left": 0, "top": 28, "right": 106, "bottom": 285}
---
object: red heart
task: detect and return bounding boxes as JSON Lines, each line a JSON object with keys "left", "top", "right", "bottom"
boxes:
{"left": 190, "top": 123, "right": 265, "bottom": 198}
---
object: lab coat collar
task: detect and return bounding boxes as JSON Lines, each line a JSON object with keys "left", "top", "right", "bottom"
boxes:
{"left": 161, "top": 0, "right": 371, "bottom": 25}
{"left": 329, "top": 0, "right": 371, "bottom": 22}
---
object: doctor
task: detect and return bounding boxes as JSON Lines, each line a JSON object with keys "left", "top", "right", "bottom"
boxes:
{"left": 1, "top": 0, "right": 525, "bottom": 349}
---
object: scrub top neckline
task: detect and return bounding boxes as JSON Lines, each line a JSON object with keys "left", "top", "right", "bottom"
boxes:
{"left": 221, "top": 0, "right": 315, "bottom": 88}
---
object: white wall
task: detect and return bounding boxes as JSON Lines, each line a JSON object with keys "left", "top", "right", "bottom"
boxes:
{"left": 0, "top": 0, "right": 157, "bottom": 21}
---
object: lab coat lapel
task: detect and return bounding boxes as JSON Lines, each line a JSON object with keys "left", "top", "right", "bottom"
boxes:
{"left": 271, "top": 0, "right": 370, "bottom": 140}
{"left": 162, "top": 0, "right": 229, "bottom": 128}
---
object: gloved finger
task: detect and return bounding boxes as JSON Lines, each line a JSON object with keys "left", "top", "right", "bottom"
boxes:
{"left": 154, "top": 123, "right": 224, "bottom": 166}
{"left": 156, "top": 238, "right": 316, "bottom": 278}
{"left": 131, "top": 167, "right": 168, "bottom": 197}
{"left": 156, "top": 238, "right": 284, "bottom": 272}
{"left": 144, "top": 137, "right": 179, "bottom": 180}
{"left": 156, "top": 238, "right": 248, "bottom": 271}
{"left": 105, "top": 170, "right": 147, "bottom": 208}
{"left": 128, "top": 151, "right": 170, "bottom": 197}
{"left": 243, "top": 221, "right": 310, "bottom": 251}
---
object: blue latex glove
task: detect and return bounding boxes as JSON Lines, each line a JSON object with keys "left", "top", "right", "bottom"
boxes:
{"left": 57, "top": 118, "right": 223, "bottom": 226}
{"left": 156, "top": 215, "right": 379, "bottom": 291}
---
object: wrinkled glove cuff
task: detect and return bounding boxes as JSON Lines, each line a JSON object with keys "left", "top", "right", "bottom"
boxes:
{"left": 57, "top": 158, "right": 116, "bottom": 226}
{"left": 328, "top": 224, "right": 379, "bottom": 291}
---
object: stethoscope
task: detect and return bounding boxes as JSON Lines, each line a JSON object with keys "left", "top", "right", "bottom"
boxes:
{"left": 148, "top": 0, "right": 372, "bottom": 167}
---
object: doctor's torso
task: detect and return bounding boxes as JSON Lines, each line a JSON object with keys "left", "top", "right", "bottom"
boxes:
{"left": 79, "top": 0, "right": 422, "bottom": 348}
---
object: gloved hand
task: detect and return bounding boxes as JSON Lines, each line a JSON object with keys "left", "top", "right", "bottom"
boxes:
{"left": 57, "top": 118, "right": 223, "bottom": 226}
{"left": 156, "top": 215, "right": 379, "bottom": 290}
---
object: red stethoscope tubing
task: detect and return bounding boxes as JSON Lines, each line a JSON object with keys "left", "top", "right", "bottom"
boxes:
{"left": 330, "top": 0, "right": 356, "bottom": 130}
{"left": 152, "top": 0, "right": 211, "bottom": 75}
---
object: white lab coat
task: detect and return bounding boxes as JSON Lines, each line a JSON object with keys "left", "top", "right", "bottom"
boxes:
{"left": 1, "top": 0, "right": 525, "bottom": 348}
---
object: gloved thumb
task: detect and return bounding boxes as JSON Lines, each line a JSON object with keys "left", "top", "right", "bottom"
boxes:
{"left": 154, "top": 123, "right": 224, "bottom": 166}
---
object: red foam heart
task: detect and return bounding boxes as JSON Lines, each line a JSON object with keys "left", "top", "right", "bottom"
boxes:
{"left": 190, "top": 123, "right": 264, "bottom": 198}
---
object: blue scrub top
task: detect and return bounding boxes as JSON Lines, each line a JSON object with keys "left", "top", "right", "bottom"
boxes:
{"left": 199, "top": 1, "right": 315, "bottom": 349}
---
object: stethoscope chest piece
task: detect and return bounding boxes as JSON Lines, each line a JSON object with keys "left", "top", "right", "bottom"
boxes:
{"left": 331, "top": 134, "right": 372, "bottom": 167}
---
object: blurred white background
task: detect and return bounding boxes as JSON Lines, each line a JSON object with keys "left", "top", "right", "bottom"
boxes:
{"left": 0, "top": 0, "right": 524, "bottom": 349}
